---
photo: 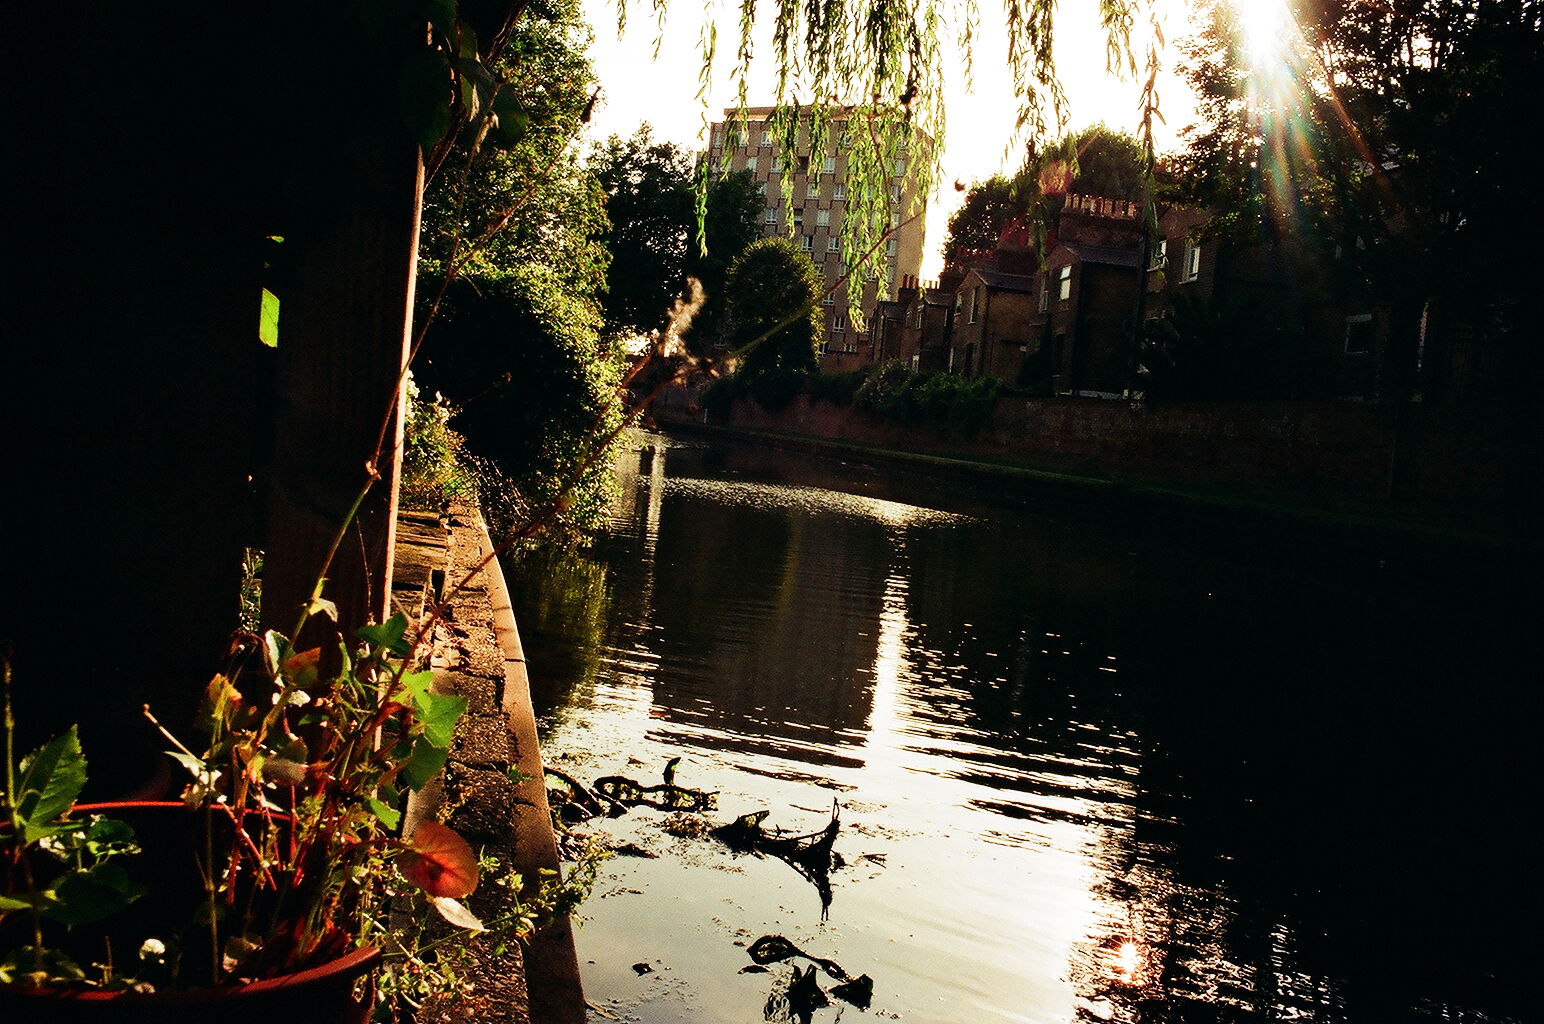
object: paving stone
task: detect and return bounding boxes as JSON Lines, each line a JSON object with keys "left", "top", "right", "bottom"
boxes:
{"left": 445, "top": 767, "right": 519, "bottom": 844}
{"left": 439, "top": 671, "right": 500, "bottom": 716}
{"left": 452, "top": 715, "right": 519, "bottom": 768}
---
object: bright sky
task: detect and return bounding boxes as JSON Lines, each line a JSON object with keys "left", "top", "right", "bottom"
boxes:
{"left": 579, "top": 0, "right": 1201, "bottom": 279}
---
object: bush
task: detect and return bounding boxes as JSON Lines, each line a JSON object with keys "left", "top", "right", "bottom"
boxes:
{"left": 853, "top": 361, "right": 1001, "bottom": 431}
{"left": 400, "top": 373, "right": 470, "bottom": 508}
{"left": 807, "top": 367, "right": 870, "bottom": 406}
{"left": 699, "top": 374, "right": 745, "bottom": 421}
{"left": 747, "top": 367, "right": 807, "bottom": 411}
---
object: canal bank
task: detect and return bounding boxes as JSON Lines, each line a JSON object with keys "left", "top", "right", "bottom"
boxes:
{"left": 392, "top": 501, "right": 585, "bottom": 1024}
{"left": 656, "top": 416, "right": 1539, "bottom": 577}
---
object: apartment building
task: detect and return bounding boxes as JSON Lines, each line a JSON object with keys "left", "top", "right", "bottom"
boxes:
{"left": 706, "top": 107, "right": 929, "bottom": 371}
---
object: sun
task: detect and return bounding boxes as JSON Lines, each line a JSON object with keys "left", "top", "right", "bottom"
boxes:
{"left": 1235, "top": 0, "right": 1295, "bottom": 67}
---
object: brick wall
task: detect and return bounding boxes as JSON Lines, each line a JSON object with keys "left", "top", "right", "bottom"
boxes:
{"left": 720, "top": 394, "right": 1521, "bottom": 513}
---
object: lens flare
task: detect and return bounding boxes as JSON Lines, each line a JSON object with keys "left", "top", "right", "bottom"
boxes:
{"left": 1236, "top": 0, "right": 1294, "bottom": 67}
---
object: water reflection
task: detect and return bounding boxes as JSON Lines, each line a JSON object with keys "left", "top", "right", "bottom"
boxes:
{"left": 506, "top": 431, "right": 1534, "bottom": 1024}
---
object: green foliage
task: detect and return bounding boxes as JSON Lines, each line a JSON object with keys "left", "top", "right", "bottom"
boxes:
{"left": 1, "top": 717, "right": 148, "bottom": 987}
{"left": 1174, "top": 1, "right": 1544, "bottom": 395}
{"left": 589, "top": 129, "right": 762, "bottom": 346}
{"left": 699, "top": 373, "right": 745, "bottom": 421}
{"left": 854, "top": 362, "right": 1001, "bottom": 431}
{"left": 944, "top": 126, "right": 1146, "bottom": 261}
{"left": 423, "top": 267, "right": 623, "bottom": 539}
{"left": 943, "top": 175, "right": 1031, "bottom": 256}
{"left": 807, "top": 368, "right": 871, "bottom": 406}
{"left": 747, "top": 368, "right": 806, "bottom": 412}
{"left": 416, "top": 0, "right": 622, "bottom": 539}
{"left": 725, "top": 237, "right": 823, "bottom": 379}
{"left": 401, "top": 373, "right": 471, "bottom": 509}
{"left": 1139, "top": 291, "right": 1328, "bottom": 400}
{"left": 590, "top": 129, "right": 697, "bottom": 335}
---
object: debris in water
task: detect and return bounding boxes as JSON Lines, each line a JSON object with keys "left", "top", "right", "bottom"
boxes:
{"left": 713, "top": 800, "right": 842, "bottom": 912}
{"left": 831, "top": 973, "right": 875, "bottom": 1009}
{"left": 594, "top": 773, "right": 717, "bottom": 813}
{"left": 748, "top": 935, "right": 848, "bottom": 980}
{"left": 747, "top": 934, "right": 876, "bottom": 1012}
{"left": 631, "top": 962, "right": 654, "bottom": 975}
{"left": 611, "top": 842, "right": 656, "bottom": 858}
{"left": 765, "top": 964, "right": 829, "bottom": 1024}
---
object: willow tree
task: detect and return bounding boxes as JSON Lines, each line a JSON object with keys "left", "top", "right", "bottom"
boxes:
{"left": 418, "top": 0, "right": 1163, "bottom": 314}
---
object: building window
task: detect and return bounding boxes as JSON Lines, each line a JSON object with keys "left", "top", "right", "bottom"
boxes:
{"left": 1344, "top": 314, "right": 1374, "bottom": 354}
{"left": 757, "top": 181, "right": 768, "bottom": 197}
{"left": 837, "top": 130, "right": 851, "bottom": 148}
{"left": 832, "top": 315, "right": 847, "bottom": 332}
{"left": 822, "top": 155, "right": 836, "bottom": 174}
{"left": 1058, "top": 264, "right": 1072, "bottom": 301}
{"left": 793, "top": 208, "right": 804, "bottom": 229}
{"left": 800, "top": 235, "right": 813, "bottom": 251}
{"left": 772, "top": 156, "right": 784, "bottom": 173}
{"left": 828, "top": 237, "right": 841, "bottom": 253}
{"left": 759, "top": 129, "right": 772, "bottom": 146}
{"left": 764, "top": 207, "right": 777, "bottom": 224}
{"left": 890, "top": 185, "right": 901, "bottom": 202}
{"left": 1151, "top": 238, "right": 1167, "bottom": 271}
{"left": 832, "top": 183, "right": 847, "bottom": 201}
{"left": 886, "top": 238, "right": 897, "bottom": 257}
{"left": 807, "top": 183, "right": 821, "bottom": 200}
{"left": 711, "top": 128, "right": 723, "bottom": 147}
{"left": 822, "top": 293, "right": 835, "bottom": 306}
{"left": 815, "top": 209, "right": 830, "bottom": 227}
{"left": 745, "top": 155, "right": 757, "bottom": 173}
{"left": 890, "top": 158, "right": 906, "bottom": 176}
{"left": 1183, "top": 243, "right": 1201, "bottom": 282}
{"left": 890, "top": 211, "right": 901, "bottom": 228}
{"left": 798, "top": 156, "right": 810, "bottom": 174}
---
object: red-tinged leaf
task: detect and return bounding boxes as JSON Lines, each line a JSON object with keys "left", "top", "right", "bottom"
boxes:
{"left": 281, "top": 648, "right": 322, "bottom": 690}
{"left": 397, "top": 821, "right": 478, "bottom": 898}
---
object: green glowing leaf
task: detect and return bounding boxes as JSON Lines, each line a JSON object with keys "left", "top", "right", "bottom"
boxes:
{"left": 401, "top": 736, "right": 449, "bottom": 791}
{"left": 366, "top": 797, "right": 401, "bottom": 829}
{"left": 258, "top": 288, "right": 280, "bottom": 348}
{"left": 15, "top": 727, "right": 86, "bottom": 840}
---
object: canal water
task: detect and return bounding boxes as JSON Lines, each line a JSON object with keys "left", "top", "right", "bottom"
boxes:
{"left": 504, "top": 430, "right": 1534, "bottom": 1024}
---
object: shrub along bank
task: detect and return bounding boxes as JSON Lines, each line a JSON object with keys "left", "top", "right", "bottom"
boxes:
{"left": 703, "top": 361, "right": 1007, "bottom": 433}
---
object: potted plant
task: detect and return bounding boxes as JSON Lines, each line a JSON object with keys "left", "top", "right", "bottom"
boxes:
{"left": 0, "top": 603, "right": 539, "bottom": 1022}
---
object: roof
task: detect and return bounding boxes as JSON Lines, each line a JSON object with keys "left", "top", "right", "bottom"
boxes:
{"left": 968, "top": 268, "right": 1039, "bottom": 292}
{"left": 1061, "top": 242, "right": 1141, "bottom": 268}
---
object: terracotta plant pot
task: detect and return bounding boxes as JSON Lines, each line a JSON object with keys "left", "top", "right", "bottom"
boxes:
{"left": 1, "top": 802, "right": 382, "bottom": 1023}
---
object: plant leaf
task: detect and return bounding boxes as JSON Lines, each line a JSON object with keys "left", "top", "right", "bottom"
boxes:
{"left": 258, "top": 288, "right": 280, "bottom": 348}
{"left": 397, "top": 821, "right": 478, "bottom": 897}
{"left": 401, "top": 736, "right": 450, "bottom": 792}
{"left": 419, "top": 691, "right": 467, "bottom": 750}
{"left": 423, "top": 0, "right": 457, "bottom": 35}
{"left": 280, "top": 647, "right": 322, "bottom": 691}
{"left": 399, "top": 48, "right": 453, "bottom": 148}
{"left": 15, "top": 727, "right": 87, "bottom": 840}
{"left": 50, "top": 863, "right": 146, "bottom": 926}
{"left": 428, "top": 896, "right": 485, "bottom": 931}
{"left": 304, "top": 596, "right": 338, "bottom": 623}
{"left": 358, "top": 613, "right": 412, "bottom": 656}
{"left": 366, "top": 797, "right": 402, "bottom": 830}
